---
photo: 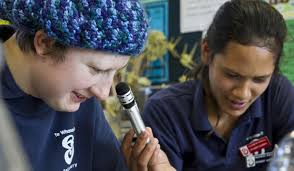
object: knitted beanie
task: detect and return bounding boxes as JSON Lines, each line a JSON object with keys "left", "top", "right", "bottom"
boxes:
{"left": 0, "top": 0, "right": 148, "bottom": 56}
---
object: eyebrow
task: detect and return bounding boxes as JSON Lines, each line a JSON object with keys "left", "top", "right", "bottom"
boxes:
{"left": 222, "top": 67, "right": 272, "bottom": 78}
{"left": 94, "top": 62, "right": 128, "bottom": 72}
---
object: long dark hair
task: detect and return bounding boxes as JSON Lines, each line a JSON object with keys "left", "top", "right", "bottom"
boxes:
{"left": 192, "top": 0, "right": 287, "bottom": 81}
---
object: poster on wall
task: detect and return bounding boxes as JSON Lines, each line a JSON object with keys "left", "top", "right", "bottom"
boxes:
{"left": 142, "top": 0, "right": 169, "bottom": 83}
{"left": 180, "top": 0, "right": 229, "bottom": 33}
{"left": 270, "top": 0, "right": 294, "bottom": 19}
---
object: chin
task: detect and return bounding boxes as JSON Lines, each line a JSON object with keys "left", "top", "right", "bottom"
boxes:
{"left": 62, "top": 106, "right": 80, "bottom": 112}
{"left": 49, "top": 102, "right": 80, "bottom": 112}
{"left": 225, "top": 108, "right": 247, "bottom": 118}
{"left": 44, "top": 95, "right": 83, "bottom": 112}
{"left": 62, "top": 104, "right": 80, "bottom": 112}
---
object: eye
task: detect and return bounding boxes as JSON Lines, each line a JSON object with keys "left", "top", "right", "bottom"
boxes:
{"left": 253, "top": 77, "right": 268, "bottom": 83}
{"left": 89, "top": 66, "right": 107, "bottom": 74}
{"left": 226, "top": 72, "right": 241, "bottom": 80}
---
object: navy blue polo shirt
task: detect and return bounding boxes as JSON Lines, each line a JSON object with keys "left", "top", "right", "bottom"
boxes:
{"left": 143, "top": 75, "right": 294, "bottom": 171}
{"left": 0, "top": 63, "right": 128, "bottom": 170}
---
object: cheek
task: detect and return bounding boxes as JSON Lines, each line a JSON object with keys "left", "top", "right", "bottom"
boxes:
{"left": 209, "top": 69, "right": 233, "bottom": 96}
{"left": 30, "top": 72, "right": 64, "bottom": 98}
{"left": 68, "top": 70, "right": 96, "bottom": 90}
{"left": 251, "top": 82, "right": 270, "bottom": 98}
{"left": 31, "top": 67, "right": 94, "bottom": 98}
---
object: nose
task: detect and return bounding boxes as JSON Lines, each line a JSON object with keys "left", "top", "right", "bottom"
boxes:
{"left": 89, "top": 76, "right": 114, "bottom": 101}
{"left": 232, "top": 81, "right": 251, "bottom": 101}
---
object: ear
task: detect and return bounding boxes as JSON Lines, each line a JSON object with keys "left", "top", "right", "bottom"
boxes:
{"left": 201, "top": 39, "right": 210, "bottom": 65}
{"left": 34, "top": 30, "right": 55, "bottom": 56}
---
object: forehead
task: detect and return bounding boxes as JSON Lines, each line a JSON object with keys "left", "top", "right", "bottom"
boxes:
{"left": 214, "top": 41, "right": 275, "bottom": 76}
{"left": 66, "top": 48, "right": 130, "bottom": 69}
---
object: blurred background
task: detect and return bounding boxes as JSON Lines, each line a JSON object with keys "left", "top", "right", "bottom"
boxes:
{"left": 0, "top": 32, "right": 31, "bottom": 170}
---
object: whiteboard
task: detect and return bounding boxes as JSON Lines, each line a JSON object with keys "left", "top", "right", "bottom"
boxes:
{"left": 180, "top": 0, "right": 228, "bottom": 33}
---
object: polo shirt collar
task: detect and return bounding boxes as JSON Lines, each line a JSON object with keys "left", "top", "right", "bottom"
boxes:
{"left": 1, "top": 63, "right": 26, "bottom": 99}
{"left": 190, "top": 81, "right": 212, "bottom": 131}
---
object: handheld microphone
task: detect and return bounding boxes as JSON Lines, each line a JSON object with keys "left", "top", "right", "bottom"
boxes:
{"left": 115, "top": 82, "right": 146, "bottom": 136}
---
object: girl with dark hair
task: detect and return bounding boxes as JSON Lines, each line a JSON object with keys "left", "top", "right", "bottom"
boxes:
{"left": 124, "top": 0, "right": 294, "bottom": 170}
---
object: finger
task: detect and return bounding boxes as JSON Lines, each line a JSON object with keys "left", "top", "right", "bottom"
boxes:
{"left": 121, "top": 128, "right": 135, "bottom": 154}
{"left": 145, "top": 127, "right": 154, "bottom": 137}
{"left": 136, "top": 138, "right": 159, "bottom": 170}
{"left": 149, "top": 144, "right": 160, "bottom": 166}
{"left": 131, "top": 130, "right": 149, "bottom": 159}
{"left": 121, "top": 129, "right": 135, "bottom": 164}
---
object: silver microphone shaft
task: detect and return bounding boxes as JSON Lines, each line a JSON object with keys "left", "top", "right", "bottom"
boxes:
{"left": 124, "top": 102, "right": 146, "bottom": 135}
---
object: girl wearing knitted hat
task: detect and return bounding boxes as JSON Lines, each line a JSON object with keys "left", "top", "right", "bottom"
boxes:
{"left": 0, "top": 0, "right": 174, "bottom": 171}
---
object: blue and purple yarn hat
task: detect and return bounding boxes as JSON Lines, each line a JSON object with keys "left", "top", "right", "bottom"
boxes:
{"left": 0, "top": 0, "right": 148, "bottom": 56}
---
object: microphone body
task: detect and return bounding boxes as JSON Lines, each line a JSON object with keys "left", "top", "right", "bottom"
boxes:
{"left": 123, "top": 101, "right": 146, "bottom": 135}
{"left": 116, "top": 82, "right": 146, "bottom": 135}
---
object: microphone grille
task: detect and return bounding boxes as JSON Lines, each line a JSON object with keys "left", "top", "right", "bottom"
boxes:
{"left": 115, "top": 82, "right": 130, "bottom": 95}
{"left": 115, "top": 82, "right": 135, "bottom": 109}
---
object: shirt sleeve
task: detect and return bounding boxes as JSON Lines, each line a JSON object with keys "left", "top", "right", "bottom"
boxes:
{"left": 93, "top": 101, "right": 128, "bottom": 171}
{"left": 270, "top": 75, "right": 294, "bottom": 143}
{"left": 143, "top": 98, "right": 184, "bottom": 170}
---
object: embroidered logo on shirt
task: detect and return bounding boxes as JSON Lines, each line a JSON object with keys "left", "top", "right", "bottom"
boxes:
{"left": 239, "top": 133, "right": 274, "bottom": 168}
{"left": 245, "top": 151, "right": 273, "bottom": 168}
{"left": 240, "top": 136, "right": 271, "bottom": 157}
{"left": 54, "top": 127, "right": 78, "bottom": 171}
{"left": 62, "top": 135, "right": 74, "bottom": 165}
{"left": 246, "top": 131, "right": 264, "bottom": 141}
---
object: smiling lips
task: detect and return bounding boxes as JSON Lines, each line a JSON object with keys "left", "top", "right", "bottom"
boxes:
{"left": 229, "top": 100, "right": 247, "bottom": 110}
{"left": 72, "top": 91, "right": 87, "bottom": 103}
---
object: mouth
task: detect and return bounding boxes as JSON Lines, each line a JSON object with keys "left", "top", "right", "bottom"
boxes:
{"left": 71, "top": 91, "right": 88, "bottom": 103}
{"left": 228, "top": 99, "right": 247, "bottom": 110}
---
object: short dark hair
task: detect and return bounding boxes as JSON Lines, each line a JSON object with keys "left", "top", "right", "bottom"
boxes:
{"left": 15, "top": 28, "right": 68, "bottom": 62}
{"left": 193, "top": 0, "right": 287, "bottom": 79}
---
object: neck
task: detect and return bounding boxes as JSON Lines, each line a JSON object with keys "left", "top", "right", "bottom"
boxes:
{"left": 3, "top": 34, "right": 33, "bottom": 95}
{"left": 203, "top": 80, "right": 239, "bottom": 141}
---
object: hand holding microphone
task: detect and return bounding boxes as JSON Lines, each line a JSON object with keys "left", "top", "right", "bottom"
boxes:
{"left": 116, "top": 82, "right": 176, "bottom": 171}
